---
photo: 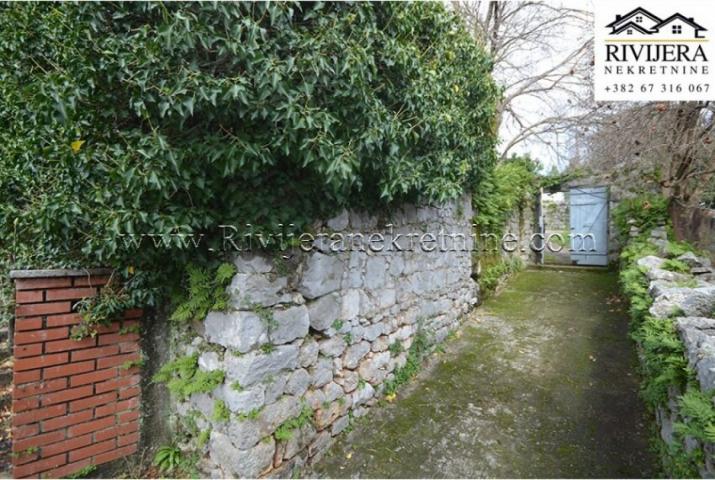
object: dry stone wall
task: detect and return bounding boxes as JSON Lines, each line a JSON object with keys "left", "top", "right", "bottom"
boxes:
{"left": 634, "top": 227, "right": 715, "bottom": 476}
{"left": 169, "top": 196, "right": 478, "bottom": 478}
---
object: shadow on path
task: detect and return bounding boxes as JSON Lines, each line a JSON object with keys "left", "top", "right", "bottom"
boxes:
{"left": 310, "top": 268, "right": 656, "bottom": 478}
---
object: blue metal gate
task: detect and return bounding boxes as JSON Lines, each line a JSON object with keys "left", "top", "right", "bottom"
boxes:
{"left": 569, "top": 186, "right": 609, "bottom": 266}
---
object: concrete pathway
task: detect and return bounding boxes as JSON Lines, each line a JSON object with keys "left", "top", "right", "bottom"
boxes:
{"left": 311, "top": 268, "right": 656, "bottom": 478}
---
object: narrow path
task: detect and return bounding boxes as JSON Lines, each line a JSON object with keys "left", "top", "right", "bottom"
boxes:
{"left": 311, "top": 268, "right": 656, "bottom": 478}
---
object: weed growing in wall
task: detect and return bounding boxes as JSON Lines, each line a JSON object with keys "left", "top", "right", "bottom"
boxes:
{"left": 274, "top": 405, "right": 314, "bottom": 441}
{"left": 618, "top": 201, "right": 715, "bottom": 477}
{"left": 170, "top": 263, "right": 236, "bottom": 324}
{"left": 383, "top": 331, "right": 431, "bottom": 396}
{"left": 152, "top": 353, "right": 224, "bottom": 401}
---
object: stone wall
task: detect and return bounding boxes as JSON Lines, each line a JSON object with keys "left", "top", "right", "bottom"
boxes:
{"left": 9, "top": 270, "right": 142, "bottom": 479}
{"left": 503, "top": 195, "right": 539, "bottom": 265}
{"left": 672, "top": 204, "right": 715, "bottom": 261}
{"left": 166, "top": 196, "right": 478, "bottom": 478}
{"left": 542, "top": 192, "right": 569, "bottom": 235}
{"left": 633, "top": 228, "right": 715, "bottom": 476}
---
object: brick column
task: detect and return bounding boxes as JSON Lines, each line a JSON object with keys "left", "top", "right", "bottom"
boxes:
{"left": 9, "top": 270, "right": 142, "bottom": 479}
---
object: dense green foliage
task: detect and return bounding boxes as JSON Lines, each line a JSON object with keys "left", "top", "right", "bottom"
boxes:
{"left": 473, "top": 155, "right": 539, "bottom": 236}
{"left": 478, "top": 256, "right": 524, "bottom": 295}
{"left": 612, "top": 193, "right": 668, "bottom": 239}
{"left": 0, "top": 2, "right": 498, "bottom": 276}
{"left": 618, "top": 201, "right": 715, "bottom": 477}
{"left": 170, "top": 263, "right": 236, "bottom": 323}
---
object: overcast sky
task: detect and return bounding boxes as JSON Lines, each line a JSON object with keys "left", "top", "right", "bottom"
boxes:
{"left": 497, "top": 0, "right": 594, "bottom": 173}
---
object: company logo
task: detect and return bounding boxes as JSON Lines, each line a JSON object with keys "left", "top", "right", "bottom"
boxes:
{"left": 606, "top": 7, "right": 706, "bottom": 39}
{"left": 593, "top": 1, "right": 715, "bottom": 101}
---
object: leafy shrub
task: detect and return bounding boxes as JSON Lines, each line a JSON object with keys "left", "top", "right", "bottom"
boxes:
{"left": 479, "top": 256, "right": 524, "bottom": 295}
{"left": 675, "top": 389, "right": 715, "bottom": 443}
{"left": 665, "top": 240, "right": 699, "bottom": 259}
{"left": 473, "top": 155, "right": 539, "bottom": 237}
{"left": 212, "top": 400, "right": 230, "bottom": 423}
{"left": 274, "top": 405, "right": 313, "bottom": 441}
{"left": 0, "top": 2, "right": 498, "bottom": 278}
{"left": 619, "top": 230, "right": 714, "bottom": 477}
{"left": 383, "top": 331, "right": 430, "bottom": 396}
{"left": 612, "top": 194, "right": 668, "bottom": 238}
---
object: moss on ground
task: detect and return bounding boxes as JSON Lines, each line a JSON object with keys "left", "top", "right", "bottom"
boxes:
{"left": 310, "top": 269, "right": 657, "bottom": 478}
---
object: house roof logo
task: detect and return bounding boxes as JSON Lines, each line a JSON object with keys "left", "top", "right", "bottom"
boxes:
{"left": 606, "top": 7, "right": 707, "bottom": 39}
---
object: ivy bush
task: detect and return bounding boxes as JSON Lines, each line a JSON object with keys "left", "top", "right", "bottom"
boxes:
{"left": 612, "top": 193, "right": 668, "bottom": 239}
{"left": 472, "top": 155, "right": 539, "bottom": 237}
{"left": 0, "top": 2, "right": 498, "bottom": 277}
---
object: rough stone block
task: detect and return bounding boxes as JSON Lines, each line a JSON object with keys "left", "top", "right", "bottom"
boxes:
{"left": 270, "top": 305, "right": 310, "bottom": 345}
{"left": 204, "top": 311, "right": 266, "bottom": 353}
{"left": 209, "top": 431, "right": 275, "bottom": 478}
{"left": 224, "top": 344, "right": 299, "bottom": 387}
{"left": 298, "top": 253, "right": 343, "bottom": 299}
{"left": 306, "top": 293, "right": 341, "bottom": 331}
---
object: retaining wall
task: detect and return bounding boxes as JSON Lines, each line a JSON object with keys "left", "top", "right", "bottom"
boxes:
{"left": 165, "top": 196, "right": 478, "bottom": 477}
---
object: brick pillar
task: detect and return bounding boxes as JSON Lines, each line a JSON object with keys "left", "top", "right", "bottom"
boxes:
{"left": 9, "top": 270, "right": 142, "bottom": 479}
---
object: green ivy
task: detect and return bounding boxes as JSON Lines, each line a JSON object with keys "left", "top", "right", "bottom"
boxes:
{"left": 473, "top": 155, "right": 539, "bottom": 238}
{"left": 612, "top": 194, "right": 668, "bottom": 239}
{"left": 0, "top": 2, "right": 498, "bottom": 277}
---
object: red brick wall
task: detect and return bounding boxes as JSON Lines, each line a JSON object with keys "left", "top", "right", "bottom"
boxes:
{"left": 10, "top": 271, "right": 142, "bottom": 478}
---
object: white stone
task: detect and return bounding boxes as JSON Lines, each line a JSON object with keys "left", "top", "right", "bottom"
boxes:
{"left": 365, "top": 256, "right": 387, "bottom": 290}
{"left": 229, "top": 273, "right": 291, "bottom": 308}
{"left": 342, "top": 370, "right": 359, "bottom": 393}
{"left": 219, "top": 383, "right": 265, "bottom": 414}
{"left": 306, "top": 293, "right": 341, "bottom": 331}
{"left": 363, "top": 323, "right": 383, "bottom": 342}
{"left": 331, "top": 415, "right": 350, "bottom": 436}
{"left": 285, "top": 369, "right": 311, "bottom": 397}
{"left": 299, "top": 337, "right": 319, "bottom": 367}
{"left": 204, "top": 311, "right": 267, "bottom": 353}
{"left": 298, "top": 253, "right": 344, "bottom": 299}
{"left": 264, "top": 371, "right": 290, "bottom": 404}
{"left": 352, "top": 382, "right": 375, "bottom": 406}
{"left": 358, "top": 351, "right": 390, "bottom": 384}
{"left": 270, "top": 305, "right": 310, "bottom": 345}
{"left": 224, "top": 344, "right": 299, "bottom": 387}
{"left": 209, "top": 432, "right": 275, "bottom": 478}
{"left": 343, "top": 341, "right": 371, "bottom": 369}
{"left": 310, "top": 357, "right": 334, "bottom": 387}
{"left": 319, "top": 336, "right": 347, "bottom": 358}
{"left": 341, "top": 290, "right": 360, "bottom": 320}
{"left": 326, "top": 209, "right": 349, "bottom": 231}
{"left": 198, "top": 351, "right": 221, "bottom": 371}
{"left": 234, "top": 254, "right": 273, "bottom": 274}
{"left": 323, "top": 382, "right": 344, "bottom": 403}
